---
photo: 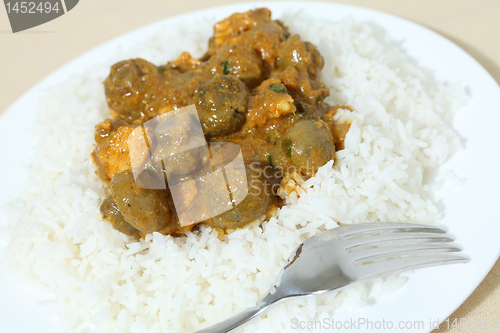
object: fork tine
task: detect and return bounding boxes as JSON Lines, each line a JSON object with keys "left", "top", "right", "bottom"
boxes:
{"left": 344, "top": 233, "right": 454, "bottom": 251}
{"left": 350, "top": 243, "right": 462, "bottom": 264}
{"left": 354, "top": 254, "right": 469, "bottom": 280}
{"left": 305, "top": 223, "right": 445, "bottom": 245}
{"left": 337, "top": 223, "right": 446, "bottom": 240}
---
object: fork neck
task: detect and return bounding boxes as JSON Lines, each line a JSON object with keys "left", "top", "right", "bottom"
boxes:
{"left": 258, "top": 287, "right": 304, "bottom": 308}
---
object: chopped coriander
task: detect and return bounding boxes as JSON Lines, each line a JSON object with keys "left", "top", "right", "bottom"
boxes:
{"left": 269, "top": 83, "right": 287, "bottom": 93}
{"left": 268, "top": 155, "right": 275, "bottom": 169}
{"left": 268, "top": 137, "right": 278, "bottom": 145}
{"left": 232, "top": 45, "right": 236, "bottom": 49}
{"left": 222, "top": 60, "right": 230, "bottom": 75}
{"left": 158, "top": 65, "right": 166, "bottom": 72}
{"left": 282, "top": 138, "right": 293, "bottom": 157}
{"left": 316, "top": 95, "right": 322, "bottom": 102}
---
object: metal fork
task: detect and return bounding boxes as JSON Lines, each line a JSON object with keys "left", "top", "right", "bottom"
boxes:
{"left": 195, "top": 222, "right": 469, "bottom": 333}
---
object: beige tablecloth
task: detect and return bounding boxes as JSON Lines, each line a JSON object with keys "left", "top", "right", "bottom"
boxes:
{"left": 1, "top": 1, "right": 499, "bottom": 331}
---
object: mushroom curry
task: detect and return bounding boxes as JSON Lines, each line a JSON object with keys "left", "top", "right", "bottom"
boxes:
{"left": 92, "top": 8, "right": 350, "bottom": 238}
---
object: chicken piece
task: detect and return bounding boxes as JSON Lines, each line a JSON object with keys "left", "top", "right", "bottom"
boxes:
{"left": 207, "top": 9, "right": 287, "bottom": 69}
{"left": 277, "top": 66, "right": 328, "bottom": 106}
{"left": 322, "top": 106, "right": 353, "bottom": 150}
{"left": 175, "top": 179, "right": 198, "bottom": 209}
{"left": 169, "top": 51, "right": 202, "bottom": 72}
{"left": 244, "top": 78, "right": 296, "bottom": 130}
{"left": 92, "top": 118, "right": 138, "bottom": 182}
{"left": 238, "top": 23, "right": 284, "bottom": 70}
{"left": 277, "top": 34, "right": 324, "bottom": 77}
{"left": 210, "top": 8, "right": 276, "bottom": 52}
{"left": 276, "top": 171, "right": 305, "bottom": 200}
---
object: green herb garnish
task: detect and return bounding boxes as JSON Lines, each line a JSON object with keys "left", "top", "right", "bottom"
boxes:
{"left": 222, "top": 61, "right": 230, "bottom": 75}
{"left": 282, "top": 138, "right": 293, "bottom": 157}
{"left": 159, "top": 65, "right": 166, "bottom": 72}
{"left": 268, "top": 155, "right": 275, "bottom": 169}
{"left": 316, "top": 95, "right": 322, "bottom": 102}
{"left": 269, "top": 83, "right": 287, "bottom": 93}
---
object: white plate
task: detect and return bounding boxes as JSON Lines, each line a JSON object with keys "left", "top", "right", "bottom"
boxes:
{"left": 1, "top": 2, "right": 500, "bottom": 332}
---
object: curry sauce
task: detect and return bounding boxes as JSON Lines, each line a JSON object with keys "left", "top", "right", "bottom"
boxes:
{"left": 92, "top": 8, "right": 351, "bottom": 238}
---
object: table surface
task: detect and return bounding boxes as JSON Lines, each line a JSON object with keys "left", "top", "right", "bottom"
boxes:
{"left": 1, "top": 0, "right": 499, "bottom": 332}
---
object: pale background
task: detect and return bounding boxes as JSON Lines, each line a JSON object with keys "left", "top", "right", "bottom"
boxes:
{"left": 0, "top": 0, "right": 498, "bottom": 332}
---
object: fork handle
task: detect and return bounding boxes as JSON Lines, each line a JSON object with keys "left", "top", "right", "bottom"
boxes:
{"left": 195, "top": 294, "right": 279, "bottom": 333}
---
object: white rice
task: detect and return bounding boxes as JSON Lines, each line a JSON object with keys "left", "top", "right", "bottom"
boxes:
{"left": 1, "top": 12, "right": 467, "bottom": 333}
